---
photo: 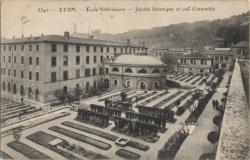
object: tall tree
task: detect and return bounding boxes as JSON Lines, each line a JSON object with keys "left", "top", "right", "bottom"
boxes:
{"left": 160, "top": 54, "right": 177, "bottom": 71}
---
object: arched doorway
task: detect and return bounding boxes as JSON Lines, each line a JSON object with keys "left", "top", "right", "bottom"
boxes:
{"left": 153, "top": 81, "right": 160, "bottom": 89}
{"left": 35, "top": 89, "right": 39, "bottom": 100}
{"left": 103, "top": 79, "right": 109, "bottom": 89}
{"left": 20, "top": 85, "right": 24, "bottom": 96}
{"left": 28, "top": 87, "right": 32, "bottom": 98}
{"left": 13, "top": 84, "right": 17, "bottom": 94}
{"left": 139, "top": 81, "right": 146, "bottom": 89}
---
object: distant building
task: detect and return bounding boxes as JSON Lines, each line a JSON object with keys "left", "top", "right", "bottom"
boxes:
{"left": 231, "top": 41, "right": 249, "bottom": 58}
{"left": 1, "top": 32, "right": 147, "bottom": 103}
{"left": 177, "top": 53, "right": 213, "bottom": 75}
{"left": 107, "top": 54, "right": 167, "bottom": 90}
{"left": 203, "top": 49, "right": 234, "bottom": 70}
{"left": 149, "top": 48, "right": 193, "bottom": 59}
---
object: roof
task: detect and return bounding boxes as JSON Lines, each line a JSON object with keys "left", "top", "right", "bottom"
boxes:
{"left": 233, "top": 41, "right": 249, "bottom": 48}
{"left": 1, "top": 35, "right": 146, "bottom": 48}
{"left": 113, "top": 54, "right": 165, "bottom": 66}
{"left": 202, "top": 50, "right": 233, "bottom": 56}
{"left": 179, "top": 53, "right": 212, "bottom": 59}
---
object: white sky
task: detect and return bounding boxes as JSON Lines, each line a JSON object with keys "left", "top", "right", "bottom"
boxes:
{"left": 1, "top": 0, "right": 249, "bottom": 38}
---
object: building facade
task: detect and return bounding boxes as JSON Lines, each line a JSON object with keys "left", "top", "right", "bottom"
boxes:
{"left": 177, "top": 54, "right": 213, "bottom": 75}
{"left": 149, "top": 48, "right": 193, "bottom": 59}
{"left": 107, "top": 54, "right": 167, "bottom": 90}
{"left": 1, "top": 32, "right": 147, "bottom": 103}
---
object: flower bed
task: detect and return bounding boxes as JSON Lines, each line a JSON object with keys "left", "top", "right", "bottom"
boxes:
{"left": 131, "top": 91, "right": 157, "bottom": 104}
{"left": 0, "top": 151, "right": 12, "bottom": 159}
{"left": 49, "top": 126, "right": 111, "bottom": 150}
{"left": 62, "top": 121, "right": 149, "bottom": 151}
{"left": 140, "top": 90, "right": 169, "bottom": 106}
{"left": 62, "top": 121, "right": 118, "bottom": 141}
{"left": 176, "top": 98, "right": 195, "bottom": 116}
{"left": 157, "top": 131, "right": 188, "bottom": 160}
{"left": 191, "top": 76, "right": 203, "bottom": 85}
{"left": 116, "top": 149, "right": 141, "bottom": 160}
{"left": 179, "top": 75, "right": 191, "bottom": 81}
{"left": 153, "top": 90, "right": 184, "bottom": 108}
{"left": 163, "top": 91, "right": 192, "bottom": 110}
{"left": 8, "top": 141, "right": 52, "bottom": 160}
{"left": 184, "top": 76, "right": 195, "bottom": 83}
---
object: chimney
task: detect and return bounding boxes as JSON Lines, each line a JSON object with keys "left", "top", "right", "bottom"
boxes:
{"left": 64, "top": 31, "right": 70, "bottom": 39}
{"left": 126, "top": 39, "right": 130, "bottom": 46}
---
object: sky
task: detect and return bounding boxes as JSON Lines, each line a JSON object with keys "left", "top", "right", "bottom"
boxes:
{"left": 1, "top": 0, "right": 249, "bottom": 38}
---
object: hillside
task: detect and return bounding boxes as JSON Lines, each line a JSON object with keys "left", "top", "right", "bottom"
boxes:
{"left": 71, "top": 12, "right": 249, "bottom": 49}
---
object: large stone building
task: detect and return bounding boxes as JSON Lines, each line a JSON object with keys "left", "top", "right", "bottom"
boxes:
{"left": 107, "top": 54, "right": 167, "bottom": 90}
{"left": 149, "top": 48, "right": 193, "bottom": 59}
{"left": 1, "top": 32, "right": 147, "bottom": 103}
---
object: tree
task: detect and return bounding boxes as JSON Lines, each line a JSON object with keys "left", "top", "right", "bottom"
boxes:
{"left": 160, "top": 54, "right": 177, "bottom": 71}
{"left": 74, "top": 84, "right": 82, "bottom": 99}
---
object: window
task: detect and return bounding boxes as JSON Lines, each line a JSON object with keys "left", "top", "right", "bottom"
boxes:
{"left": 112, "top": 67, "right": 119, "bottom": 72}
{"left": 75, "top": 69, "right": 80, "bottom": 79}
{"left": 138, "top": 69, "right": 147, "bottom": 74}
{"left": 220, "top": 56, "right": 223, "bottom": 62}
{"left": 29, "top": 71, "right": 32, "bottom": 80}
{"left": 100, "top": 55, "right": 103, "bottom": 63}
{"left": 36, "top": 57, "right": 39, "bottom": 65}
{"left": 29, "top": 45, "right": 32, "bottom": 51}
{"left": 152, "top": 69, "right": 160, "bottom": 73}
{"left": 8, "top": 69, "right": 10, "bottom": 76}
{"left": 215, "top": 56, "right": 219, "bottom": 61}
{"left": 86, "top": 56, "right": 90, "bottom": 64}
{"left": 9, "top": 45, "right": 11, "bottom": 51}
{"left": 107, "top": 55, "right": 109, "bottom": 59}
{"left": 63, "top": 56, "right": 68, "bottom": 66}
{"left": 2, "top": 81, "right": 5, "bottom": 90}
{"left": 125, "top": 68, "right": 133, "bottom": 73}
{"left": 100, "top": 46, "right": 103, "bottom": 53}
{"left": 63, "top": 71, "right": 68, "bottom": 80}
{"left": 106, "top": 68, "right": 109, "bottom": 74}
{"left": 3, "top": 56, "right": 5, "bottom": 62}
{"left": 225, "top": 56, "right": 229, "bottom": 61}
{"left": 107, "top": 47, "right": 109, "bottom": 53}
{"left": 99, "top": 67, "right": 104, "bottom": 75}
{"left": 14, "top": 56, "right": 16, "bottom": 63}
{"left": 21, "top": 70, "right": 24, "bottom": 78}
{"left": 29, "top": 57, "right": 32, "bottom": 65}
{"left": 21, "top": 45, "right": 24, "bottom": 51}
{"left": 76, "top": 45, "right": 80, "bottom": 52}
{"left": 121, "top": 48, "right": 123, "bottom": 53}
{"left": 94, "top": 56, "right": 97, "bottom": 63}
{"left": 51, "top": 44, "right": 57, "bottom": 52}
{"left": 3, "top": 46, "right": 6, "bottom": 51}
{"left": 36, "top": 44, "right": 39, "bottom": 51}
{"left": 51, "top": 72, "right": 56, "bottom": 82}
{"left": 63, "top": 44, "right": 68, "bottom": 52}
{"left": 8, "top": 56, "right": 11, "bottom": 63}
{"left": 14, "top": 45, "right": 16, "bottom": 51}
{"left": 36, "top": 72, "right": 39, "bottom": 81}
{"left": 200, "top": 60, "right": 203, "bottom": 65}
{"left": 85, "top": 69, "right": 91, "bottom": 77}
{"left": 113, "top": 80, "right": 118, "bottom": 86}
{"left": 92, "top": 68, "right": 96, "bottom": 76}
{"left": 94, "top": 46, "right": 97, "bottom": 52}
{"left": 76, "top": 56, "right": 80, "bottom": 65}
{"left": 93, "top": 81, "right": 97, "bottom": 89}
{"left": 20, "top": 85, "right": 24, "bottom": 96}
{"left": 14, "top": 69, "right": 16, "bottom": 77}
{"left": 86, "top": 45, "right": 89, "bottom": 52}
{"left": 21, "top": 56, "right": 24, "bottom": 64}
{"left": 114, "top": 47, "right": 117, "bottom": 53}
{"left": 3, "top": 68, "right": 5, "bottom": 75}
{"left": 51, "top": 57, "right": 56, "bottom": 67}
{"left": 8, "top": 82, "right": 10, "bottom": 92}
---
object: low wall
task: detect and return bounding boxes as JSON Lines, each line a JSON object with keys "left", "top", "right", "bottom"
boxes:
{"left": 216, "top": 59, "right": 249, "bottom": 160}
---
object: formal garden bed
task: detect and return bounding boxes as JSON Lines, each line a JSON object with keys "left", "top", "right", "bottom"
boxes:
{"left": 62, "top": 121, "right": 150, "bottom": 151}
{"left": 191, "top": 76, "right": 203, "bottom": 85}
{"left": 7, "top": 141, "right": 52, "bottom": 160}
{"left": 179, "top": 75, "right": 191, "bottom": 81}
{"left": 131, "top": 91, "right": 157, "bottom": 104}
{"left": 115, "top": 149, "right": 141, "bottom": 160}
{"left": 176, "top": 97, "right": 196, "bottom": 116}
{"left": 140, "top": 90, "right": 169, "bottom": 106}
{"left": 157, "top": 130, "right": 188, "bottom": 160}
{"left": 49, "top": 126, "right": 111, "bottom": 150}
{"left": 163, "top": 91, "right": 192, "bottom": 110}
{"left": 153, "top": 90, "right": 184, "bottom": 108}
{"left": 184, "top": 76, "right": 195, "bottom": 83}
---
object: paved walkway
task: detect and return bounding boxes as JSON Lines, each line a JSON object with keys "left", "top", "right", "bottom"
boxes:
{"left": 175, "top": 72, "right": 231, "bottom": 160}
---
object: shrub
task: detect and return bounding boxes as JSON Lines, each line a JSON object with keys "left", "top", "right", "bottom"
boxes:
{"left": 176, "top": 107, "right": 185, "bottom": 115}
{"left": 213, "top": 115, "right": 222, "bottom": 126}
{"left": 207, "top": 131, "right": 220, "bottom": 144}
{"left": 199, "top": 152, "right": 216, "bottom": 160}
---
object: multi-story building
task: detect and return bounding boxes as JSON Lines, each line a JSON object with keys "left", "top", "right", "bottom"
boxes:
{"left": 177, "top": 53, "right": 213, "bottom": 75}
{"left": 231, "top": 41, "right": 249, "bottom": 58}
{"left": 1, "top": 32, "right": 147, "bottom": 103}
{"left": 149, "top": 48, "right": 193, "bottom": 59}
{"left": 203, "top": 48, "right": 234, "bottom": 70}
